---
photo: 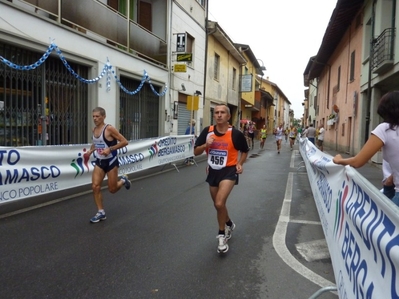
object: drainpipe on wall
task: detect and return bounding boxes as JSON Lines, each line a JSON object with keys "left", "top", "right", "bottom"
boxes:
{"left": 391, "top": 0, "right": 397, "bottom": 61}
{"left": 203, "top": 0, "right": 210, "bottom": 111}
{"left": 167, "top": 0, "right": 173, "bottom": 133}
{"left": 345, "top": 22, "right": 352, "bottom": 155}
{"left": 57, "top": 0, "right": 61, "bottom": 23}
{"left": 365, "top": 0, "right": 377, "bottom": 143}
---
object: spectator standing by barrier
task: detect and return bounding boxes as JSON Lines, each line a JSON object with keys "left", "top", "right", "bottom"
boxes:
{"left": 382, "top": 159, "right": 395, "bottom": 199}
{"left": 317, "top": 124, "right": 325, "bottom": 151}
{"left": 306, "top": 124, "right": 316, "bottom": 144}
{"left": 333, "top": 90, "right": 399, "bottom": 206}
{"left": 302, "top": 126, "right": 308, "bottom": 138}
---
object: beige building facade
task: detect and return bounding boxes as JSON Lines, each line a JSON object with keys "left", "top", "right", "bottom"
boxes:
{"left": 360, "top": 0, "right": 399, "bottom": 163}
{"left": 204, "top": 21, "right": 246, "bottom": 128}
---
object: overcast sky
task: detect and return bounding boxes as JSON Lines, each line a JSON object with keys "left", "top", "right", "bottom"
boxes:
{"left": 208, "top": 0, "right": 338, "bottom": 119}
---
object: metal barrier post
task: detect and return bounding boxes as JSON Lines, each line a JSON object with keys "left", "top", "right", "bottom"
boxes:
{"left": 297, "top": 160, "right": 306, "bottom": 172}
{"left": 308, "top": 286, "right": 337, "bottom": 299}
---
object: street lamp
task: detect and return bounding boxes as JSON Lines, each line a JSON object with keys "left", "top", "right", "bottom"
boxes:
{"left": 256, "top": 59, "right": 266, "bottom": 89}
{"left": 257, "top": 59, "right": 267, "bottom": 72}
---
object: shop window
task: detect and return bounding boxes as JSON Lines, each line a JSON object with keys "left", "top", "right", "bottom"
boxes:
{"left": 0, "top": 42, "right": 88, "bottom": 146}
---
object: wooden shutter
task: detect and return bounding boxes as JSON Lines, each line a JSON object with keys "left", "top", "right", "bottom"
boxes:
{"left": 138, "top": 1, "right": 152, "bottom": 31}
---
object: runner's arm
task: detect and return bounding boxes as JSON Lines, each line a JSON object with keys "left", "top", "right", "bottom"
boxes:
{"left": 194, "top": 126, "right": 209, "bottom": 156}
{"left": 106, "top": 125, "right": 128, "bottom": 153}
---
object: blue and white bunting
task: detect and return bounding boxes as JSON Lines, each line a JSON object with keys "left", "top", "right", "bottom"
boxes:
{"left": 0, "top": 41, "right": 167, "bottom": 96}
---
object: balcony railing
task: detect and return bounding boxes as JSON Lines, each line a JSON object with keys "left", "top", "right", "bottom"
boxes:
{"left": 371, "top": 28, "right": 395, "bottom": 74}
{"left": 9, "top": 0, "right": 168, "bottom": 66}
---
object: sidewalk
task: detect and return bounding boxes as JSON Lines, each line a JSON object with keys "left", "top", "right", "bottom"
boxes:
{"left": 314, "top": 143, "right": 383, "bottom": 191}
{"left": 255, "top": 134, "right": 383, "bottom": 190}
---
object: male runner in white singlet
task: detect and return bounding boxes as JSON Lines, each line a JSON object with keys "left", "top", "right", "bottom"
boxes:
{"left": 85, "top": 107, "right": 131, "bottom": 223}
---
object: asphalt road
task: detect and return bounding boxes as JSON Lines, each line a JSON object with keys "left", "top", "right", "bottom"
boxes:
{"left": 0, "top": 137, "right": 341, "bottom": 299}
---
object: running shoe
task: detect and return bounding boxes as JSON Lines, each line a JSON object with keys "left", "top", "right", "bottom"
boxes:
{"left": 90, "top": 212, "right": 106, "bottom": 223}
{"left": 225, "top": 222, "right": 236, "bottom": 240}
{"left": 217, "top": 234, "right": 229, "bottom": 253}
{"left": 121, "top": 175, "right": 131, "bottom": 190}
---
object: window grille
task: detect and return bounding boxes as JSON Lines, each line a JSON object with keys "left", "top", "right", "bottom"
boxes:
{"left": 0, "top": 42, "right": 88, "bottom": 146}
{"left": 119, "top": 76, "right": 160, "bottom": 140}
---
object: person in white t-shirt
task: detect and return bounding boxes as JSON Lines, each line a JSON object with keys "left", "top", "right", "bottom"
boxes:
{"left": 333, "top": 91, "right": 399, "bottom": 206}
{"left": 317, "top": 124, "right": 325, "bottom": 151}
{"left": 381, "top": 159, "right": 395, "bottom": 199}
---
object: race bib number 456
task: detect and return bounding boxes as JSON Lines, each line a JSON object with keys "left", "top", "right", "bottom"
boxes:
{"left": 208, "top": 149, "right": 227, "bottom": 170}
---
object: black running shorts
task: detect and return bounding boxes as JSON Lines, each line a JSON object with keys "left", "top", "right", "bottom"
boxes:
{"left": 95, "top": 157, "right": 119, "bottom": 173}
{"left": 206, "top": 165, "right": 238, "bottom": 187}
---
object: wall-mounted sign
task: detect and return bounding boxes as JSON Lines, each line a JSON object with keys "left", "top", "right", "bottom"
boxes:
{"left": 187, "top": 96, "right": 199, "bottom": 111}
{"left": 177, "top": 53, "right": 192, "bottom": 62}
{"left": 176, "top": 33, "right": 186, "bottom": 52}
{"left": 174, "top": 64, "right": 187, "bottom": 72}
{"left": 240, "top": 74, "right": 252, "bottom": 92}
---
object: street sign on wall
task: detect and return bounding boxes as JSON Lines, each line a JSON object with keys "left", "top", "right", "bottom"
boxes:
{"left": 174, "top": 64, "right": 187, "bottom": 72}
{"left": 240, "top": 74, "right": 253, "bottom": 92}
{"left": 176, "top": 33, "right": 186, "bottom": 52}
{"left": 187, "top": 95, "right": 199, "bottom": 110}
{"left": 177, "top": 53, "right": 192, "bottom": 62}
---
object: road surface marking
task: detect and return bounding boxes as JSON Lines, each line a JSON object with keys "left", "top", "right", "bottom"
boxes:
{"left": 295, "top": 239, "right": 331, "bottom": 262}
{"left": 272, "top": 171, "right": 336, "bottom": 289}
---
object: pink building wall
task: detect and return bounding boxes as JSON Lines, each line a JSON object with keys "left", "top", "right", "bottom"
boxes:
{"left": 316, "top": 13, "right": 363, "bottom": 154}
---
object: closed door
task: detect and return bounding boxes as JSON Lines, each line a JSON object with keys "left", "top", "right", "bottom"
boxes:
{"left": 139, "top": 1, "right": 152, "bottom": 31}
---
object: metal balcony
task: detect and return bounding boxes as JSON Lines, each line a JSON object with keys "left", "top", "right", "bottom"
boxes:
{"left": 10, "top": 0, "right": 168, "bottom": 66}
{"left": 371, "top": 28, "right": 395, "bottom": 74}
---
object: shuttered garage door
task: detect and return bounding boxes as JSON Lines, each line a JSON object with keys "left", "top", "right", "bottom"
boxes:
{"left": 178, "top": 103, "right": 192, "bottom": 135}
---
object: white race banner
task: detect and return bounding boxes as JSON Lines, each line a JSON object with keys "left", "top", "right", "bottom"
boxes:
{"left": 0, "top": 135, "right": 194, "bottom": 204}
{"left": 299, "top": 138, "right": 399, "bottom": 299}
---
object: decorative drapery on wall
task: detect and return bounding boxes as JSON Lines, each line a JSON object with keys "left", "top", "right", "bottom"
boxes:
{"left": 0, "top": 41, "right": 168, "bottom": 97}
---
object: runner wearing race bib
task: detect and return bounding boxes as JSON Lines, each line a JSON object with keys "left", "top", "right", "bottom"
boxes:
{"left": 274, "top": 123, "right": 284, "bottom": 154}
{"left": 289, "top": 125, "right": 297, "bottom": 151}
{"left": 260, "top": 124, "right": 267, "bottom": 149}
{"left": 194, "top": 104, "right": 249, "bottom": 253}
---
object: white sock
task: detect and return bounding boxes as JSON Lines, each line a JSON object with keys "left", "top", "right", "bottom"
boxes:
{"left": 99, "top": 209, "right": 105, "bottom": 214}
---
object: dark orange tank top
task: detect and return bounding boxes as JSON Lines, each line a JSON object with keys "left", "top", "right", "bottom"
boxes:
{"left": 206, "top": 125, "right": 238, "bottom": 169}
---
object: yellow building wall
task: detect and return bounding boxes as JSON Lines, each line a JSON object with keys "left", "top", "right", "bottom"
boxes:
{"left": 205, "top": 35, "right": 243, "bottom": 126}
{"left": 240, "top": 52, "right": 256, "bottom": 106}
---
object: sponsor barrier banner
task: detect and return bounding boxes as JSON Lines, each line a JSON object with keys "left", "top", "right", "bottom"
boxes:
{"left": 299, "top": 138, "right": 399, "bottom": 299}
{"left": 0, "top": 135, "right": 194, "bottom": 204}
